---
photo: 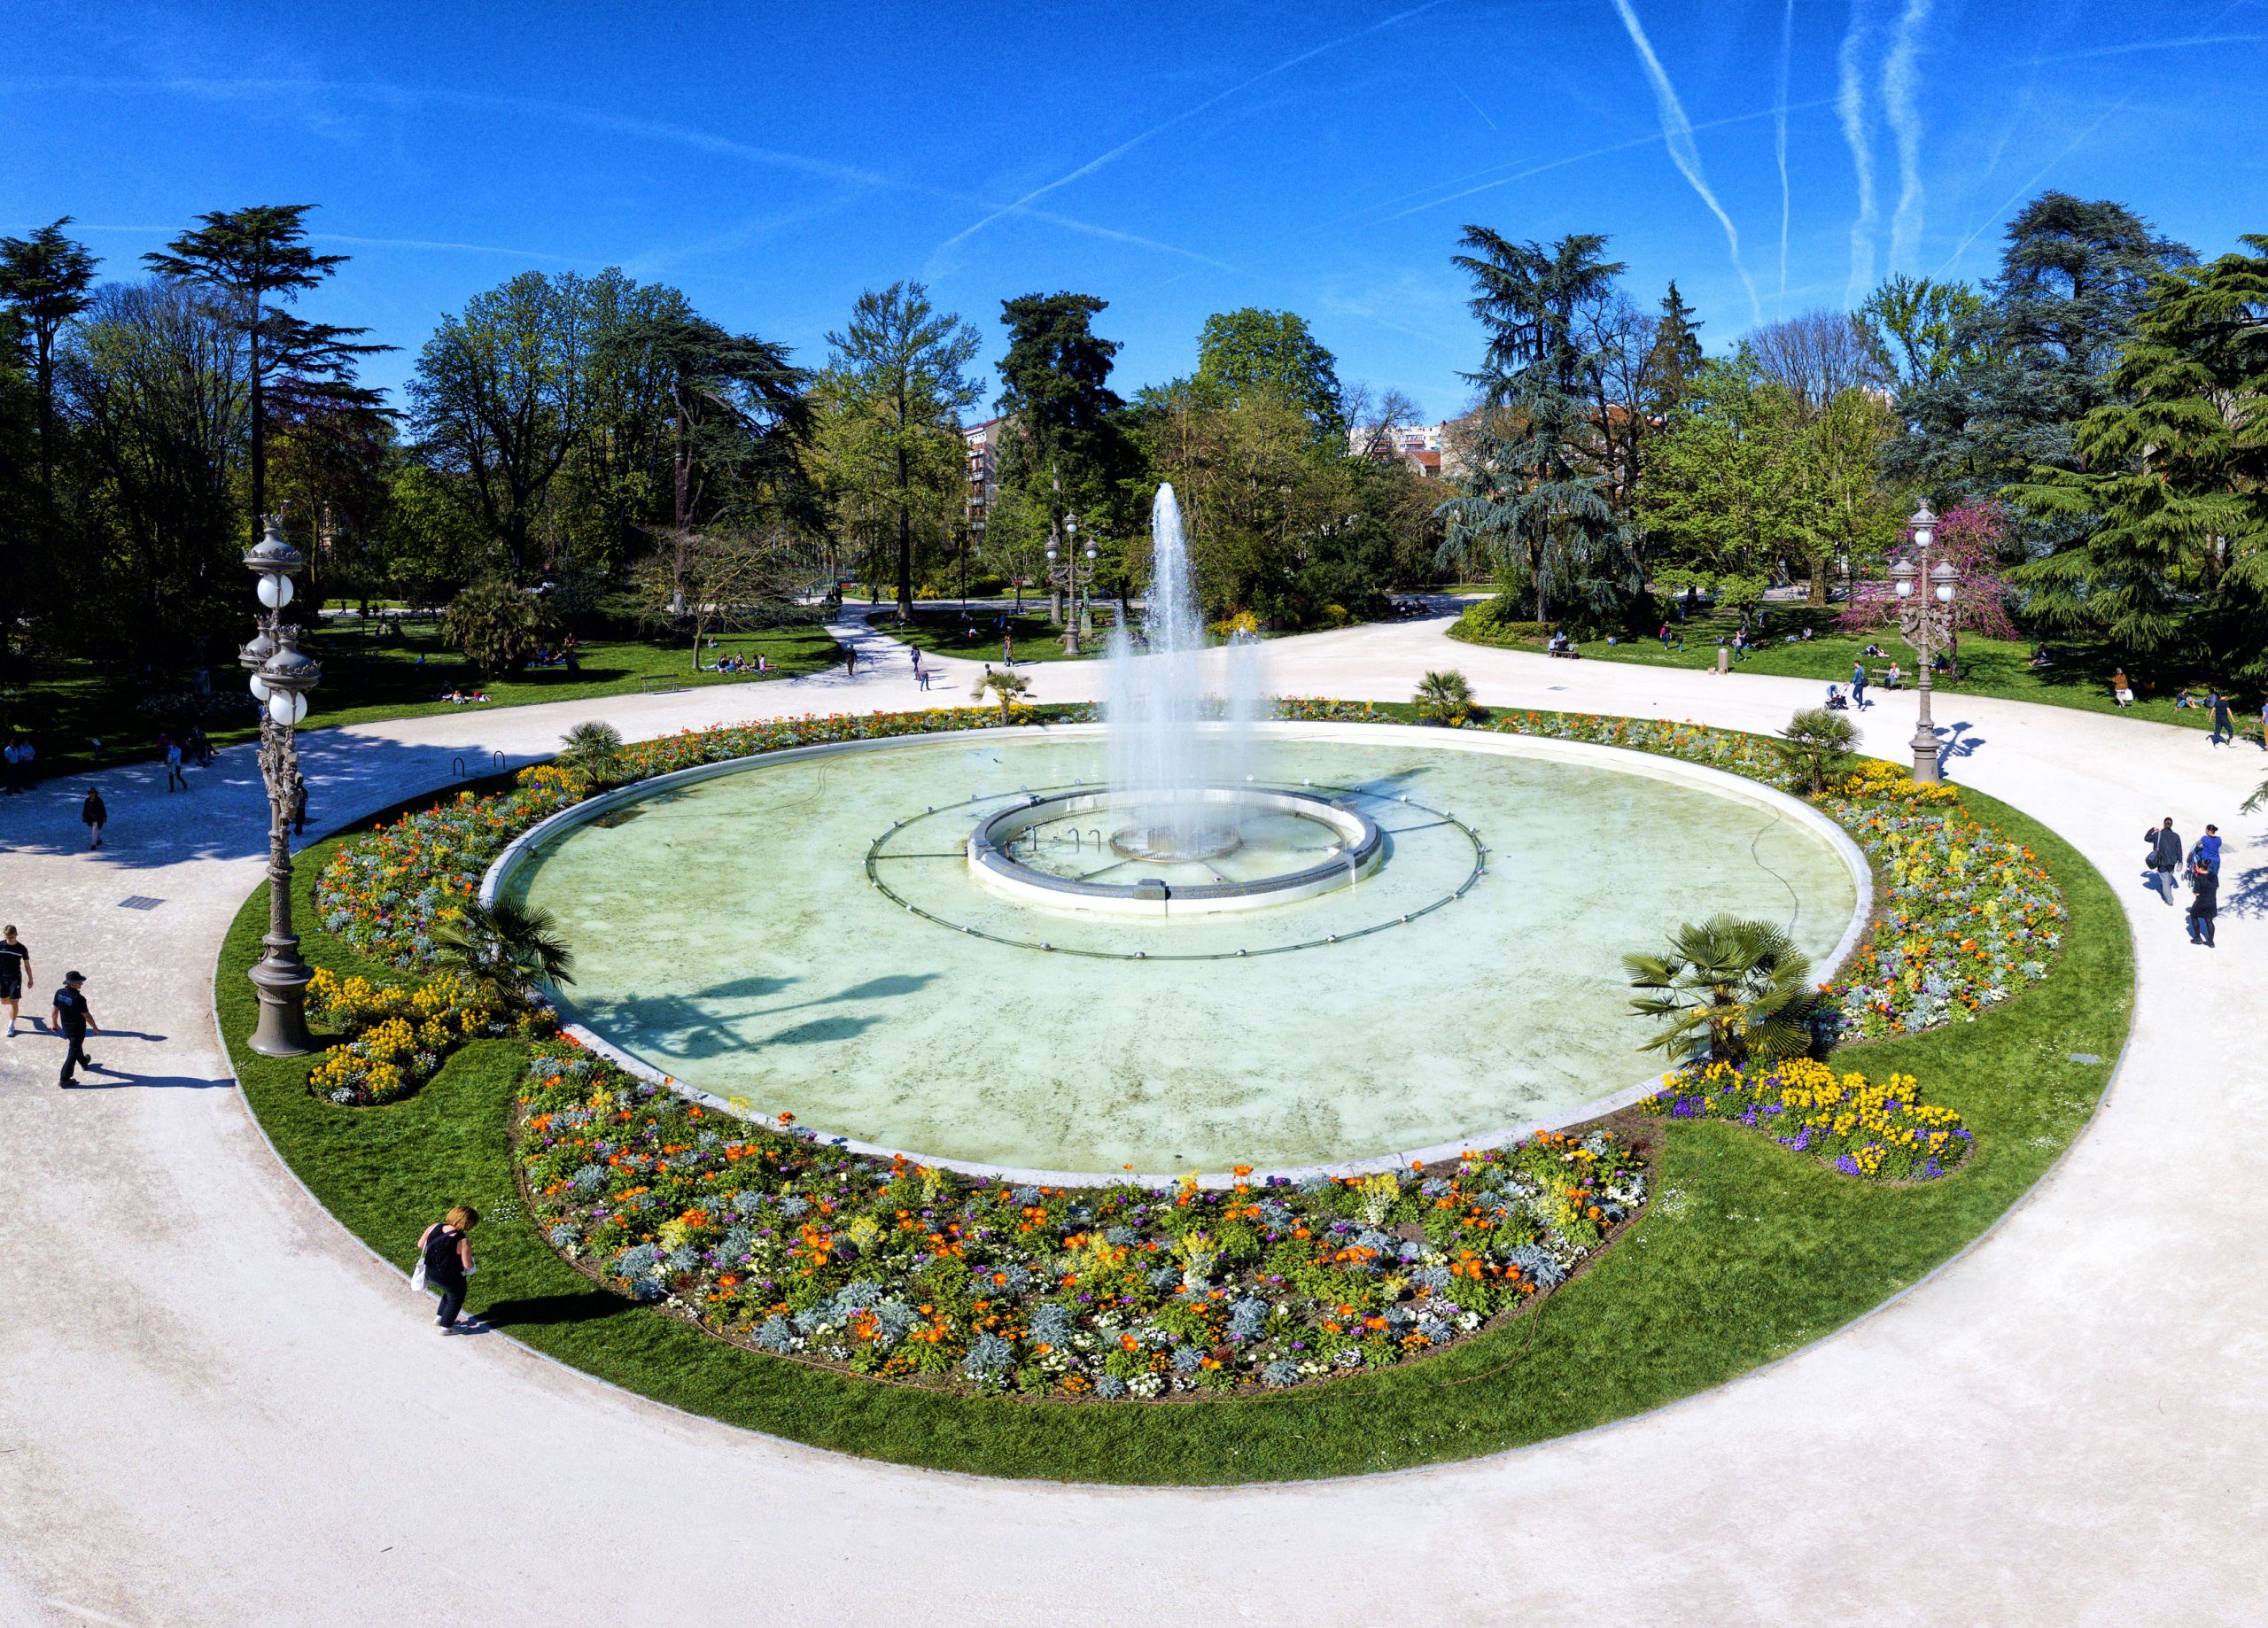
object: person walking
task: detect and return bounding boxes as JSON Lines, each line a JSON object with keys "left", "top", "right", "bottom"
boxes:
{"left": 80, "top": 787, "right": 106, "bottom": 850}
{"left": 1851, "top": 659, "right": 1869, "bottom": 711}
{"left": 162, "top": 736, "right": 186, "bottom": 792}
{"left": 290, "top": 770, "right": 308, "bottom": 836}
{"left": 1002, "top": 630, "right": 1014, "bottom": 668}
{"left": 2145, "top": 817, "right": 2183, "bottom": 904}
{"left": 2, "top": 740, "right": 17, "bottom": 795}
{"left": 2187, "top": 860, "right": 2218, "bottom": 947}
{"left": 51, "top": 970, "right": 99, "bottom": 1086}
{"left": 2208, "top": 688, "right": 2233, "bottom": 747}
{"left": 2190, "top": 823, "right": 2222, "bottom": 878}
{"left": 417, "top": 1205, "right": 480, "bottom": 1331}
{"left": 0, "top": 926, "right": 31, "bottom": 1036}
{"left": 843, "top": 642, "right": 858, "bottom": 678}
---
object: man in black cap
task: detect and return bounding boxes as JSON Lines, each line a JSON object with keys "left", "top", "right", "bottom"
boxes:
{"left": 52, "top": 971, "right": 100, "bottom": 1086}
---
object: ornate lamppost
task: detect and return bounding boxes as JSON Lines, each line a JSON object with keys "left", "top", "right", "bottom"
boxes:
{"left": 240, "top": 515, "right": 322, "bottom": 1056}
{"left": 1889, "top": 503, "right": 1960, "bottom": 786}
{"left": 1045, "top": 514, "right": 1099, "bottom": 655}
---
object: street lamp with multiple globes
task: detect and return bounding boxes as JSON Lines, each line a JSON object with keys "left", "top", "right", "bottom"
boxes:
{"left": 1045, "top": 514, "right": 1099, "bottom": 656}
{"left": 240, "top": 514, "right": 322, "bottom": 1056}
{"left": 1888, "top": 503, "right": 1960, "bottom": 786}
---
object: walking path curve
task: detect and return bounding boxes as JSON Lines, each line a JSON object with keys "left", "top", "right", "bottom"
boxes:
{"left": 3, "top": 616, "right": 2262, "bottom": 1626}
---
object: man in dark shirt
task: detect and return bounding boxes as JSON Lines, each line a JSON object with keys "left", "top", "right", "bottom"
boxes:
{"left": 0, "top": 926, "right": 31, "bottom": 1036}
{"left": 51, "top": 971, "right": 100, "bottom": 1086}
{"left": 2188, "top": 864, "right": 2219, "bottom": 948}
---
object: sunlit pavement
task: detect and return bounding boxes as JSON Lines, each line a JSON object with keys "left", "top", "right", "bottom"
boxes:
{"left": 2, "top": 615, "right": 2262, "bottom": 1626}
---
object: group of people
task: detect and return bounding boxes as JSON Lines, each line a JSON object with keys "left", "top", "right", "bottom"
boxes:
{"left": 439, "top": 688, "right": 493, "bottom": 706}
{"left": 2143, "top": 817, "right": 2223, "bottom": 946}
{"left": 1, "top": 926, "right": 104, "bottom": 1085}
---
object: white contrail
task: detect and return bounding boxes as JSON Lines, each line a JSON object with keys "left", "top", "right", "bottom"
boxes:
{"left": 1608, "top": 0, "right": 1762, "bottom": 323}
{"left": 1884, "top": 0, "right": 1933, "bottom": 275}
{"left": 1775, "top": 0, "right": 1795, "bottom": 314}
{"left": 923, "top": 0, "right": 1448, "bottom": 272}
{"left": 1837, "top": 0, "right": 1879, "bottom": 305}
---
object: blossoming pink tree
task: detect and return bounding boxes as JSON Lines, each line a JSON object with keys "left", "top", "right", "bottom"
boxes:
{"left": 1838, "top": 501, "right": 2021, "bottom": 656}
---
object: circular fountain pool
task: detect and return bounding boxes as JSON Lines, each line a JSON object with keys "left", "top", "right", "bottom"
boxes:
{"left": 492, "top": 723, "right": 1868, "bottom": 1180}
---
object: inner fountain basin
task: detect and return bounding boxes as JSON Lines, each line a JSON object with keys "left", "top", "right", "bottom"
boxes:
{"left": 489, "top": 722, "right": 1870, "bottom": 1183}
{"left": 967, "top": 784, "right": 1385, "bottom": 915}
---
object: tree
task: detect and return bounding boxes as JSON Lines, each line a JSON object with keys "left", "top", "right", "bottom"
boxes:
{"left": 1437, "top": 229, "right": 1634, "bottom": 624}
{"left": 1858, "top": 274, "right": 1987, "bottom": 390}
{"left": 1883, "top": 191, "right": 2193, "bottom": 508}
{"left": 443, "top": 575, "right": 561, "bottom": 676}
{"left": 1643, "top": 280, "right": 1706, "bottom": 421}
{"left": 1839, "top": 501, "right": 2021, "bottom": 641}
{"left": 823, "top": 282, "right": 982, "bottom": 619}
{"left": 994, "top": 291, "right": 1134, "bottom": 617}
{"left": 1742, "top": 309, "right": 1884, "bottom": 418}
{"left": 632, "top": 526, "right": 819, "bottom": 671}
{"left": 410, "top": 271, "right": 602, "bottom": 578}
{"left": 1192, "top": 307, "right": 1345, "bottom": 439}
{"left": 1624, "top": 916, "right": 1817, "bottom": 1066}
{"left": 59, "top": 282, "right": 252, "bottom": 659}
{"left": 1773, "top": 707, "right": 1860, "bottom": 794}
{"left": 1635, "top": 358, "right": 1781, "bottom": 580}
{"left": 2006, "top": 237, "right": 2268, "bottom": 682}
{"left": 144, "top": 205, "right": 384, "bottom": 528}
{"left": 0, "top": 218, "right": 97, "bottom": 495}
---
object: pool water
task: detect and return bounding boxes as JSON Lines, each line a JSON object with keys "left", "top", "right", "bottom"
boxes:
{"left": 508, "top": 725, "right": 1863, "bottom": 1174}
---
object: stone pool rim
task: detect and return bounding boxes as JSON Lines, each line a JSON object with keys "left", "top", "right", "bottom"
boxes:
{"left": 480, "top": 719, "right": 1875, "bottom": 1190}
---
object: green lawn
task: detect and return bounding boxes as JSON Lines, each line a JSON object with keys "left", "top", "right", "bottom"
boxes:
{"left": 1451, "top": 601, "right": 2263, "bottom": 737}
{"left": 216, "top": 718, "right": 2131, "bottom": 1484}
{"left": 4, "top": 618, "right": 844, "bottom": 784}
{"left": 862, "top": 604, "right": 1119, "bottom": 665}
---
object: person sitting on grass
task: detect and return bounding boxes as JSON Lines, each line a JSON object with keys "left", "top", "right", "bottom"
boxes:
{"left": 2111, "top": 667, "right": 2134, "bottom": 707}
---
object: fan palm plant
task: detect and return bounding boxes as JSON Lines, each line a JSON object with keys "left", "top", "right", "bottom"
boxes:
{"left": 1772, "top": 707, "right": 1859, "bottom": 794}
{"left": 556, "top": 720, "right": 625, "bottom": 788}
{"left": 1414, "top": 668, "right": 1475, "bottom": 725}
{"left": 1624, "top": 915, "right": 1816, "bottom": 1065}
{"left": 981, "top": 668, "right": 1032, "bottom": 723}
{"left": 435, "top": 898, "right": 576, "bottom": 988}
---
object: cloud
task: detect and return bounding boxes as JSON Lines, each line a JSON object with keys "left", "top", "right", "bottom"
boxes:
{"left": 2021, "top": 31, "right": 2268, "bottom": 66}
{"left": 1607, "top": 0, "right": 1761, "bottom": 324}
{"left": 921, "top": 0, "right": 1448, "bottom": 275}
{"left": 1883, "top": 0, "right": 1933, "bottom": 275}
{"left": 1837, "top": 0, "right": 1880, "bottom": 305}
{"left": 1775, "top": 0, "right": 1795, "bottom": 314}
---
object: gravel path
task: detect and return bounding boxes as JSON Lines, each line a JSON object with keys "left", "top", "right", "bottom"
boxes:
{"left": 2, "top": 615, "right": 2261, "bottom": 1626}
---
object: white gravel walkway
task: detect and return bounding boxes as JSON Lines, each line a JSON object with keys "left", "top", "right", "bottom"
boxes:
{"left": 1, "top": 616, "right": 2262, "bottom": 1627}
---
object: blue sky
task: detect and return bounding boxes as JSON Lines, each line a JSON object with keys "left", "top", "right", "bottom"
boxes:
{"left": 5, "top": 1, "right": 2262, "bottom": 418}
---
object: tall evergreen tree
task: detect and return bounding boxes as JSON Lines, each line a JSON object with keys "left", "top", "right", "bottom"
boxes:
{"left": 1643, "top": 280, "right": 1706, "bottom": 420}
{"left": 0, "top": 218, "right": 98, "bottom": 495}
{"left": 144, "top": 205, "right": 384, "bottom": 530}
{"left": 822, "top": 282, "right": 982, "bottom": 618}
{"left": 994, "top": 291, "right": 1132, "bottom": 588}
{"left": 2007, "top": 237, "right": 2268, "bottom": 681}
{"left": 1435, "top": 229, "right": 1632, "bottom": 623}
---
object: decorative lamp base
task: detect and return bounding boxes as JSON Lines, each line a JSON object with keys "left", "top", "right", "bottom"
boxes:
{"left": 247, "top": 943, "right": 316, "bottom": 1057}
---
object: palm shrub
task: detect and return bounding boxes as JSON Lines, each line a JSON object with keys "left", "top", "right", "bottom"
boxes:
{"left": 1414, "top": 668, "right": 1475, "bottom": 725}
{"left": 445, "top": 576, "right": 561, "bottom": 676}
{"left": 981, "top": 668, "right": 1032, "bottom": 723}
{"left": 434, "top": 897, "right": 576, "bottom": 989}
{"left": 1773, "top": 706, "right": 1859, "bottom": 794}
{"left": 556, "top": 721, "right": 625, "bottom": 788}
{"left": 1624, "top": 915, "right": 1817, "bottom": 1065}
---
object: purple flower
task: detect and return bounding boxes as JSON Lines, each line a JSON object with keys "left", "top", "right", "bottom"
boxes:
{"left": 1835, "top": 1154, "right": 1861, "bottom": 1176}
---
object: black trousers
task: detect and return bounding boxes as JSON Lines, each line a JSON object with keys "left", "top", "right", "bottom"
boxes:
{"left": 433, "top": 1277, "right": 466, "bottom": 1326}
{"left": 59, "top": 1032, "right": 90, "bottom": 1083}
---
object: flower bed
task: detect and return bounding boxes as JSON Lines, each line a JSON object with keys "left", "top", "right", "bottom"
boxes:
{"left": 517, "top": 1046, "right": 1649, "bottom": 1399}
{"left": 305, "top": 966, "right": 550, "bottom": 1105}
{"left": 315, "top": 705, "right": 1078, "bottom": 969}
{"left": 1280, "top": 703, "right": 2066, "bottom": 1038}
{"left": 1643, "top": 1057, "right": 1974, "bottom": 1182}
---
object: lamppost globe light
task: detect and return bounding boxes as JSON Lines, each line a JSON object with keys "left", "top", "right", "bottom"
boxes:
{"left": 267, "top": 690, "right": 307, "bottom": 727}
{"left": 249, "top": 673, "right": 271, "bottom": 702}
{"left": 256, "top": 572, "right": 294, "bottom": 610}
{"left": 1890, "top": 559, "right": 1916, "bottom": 598}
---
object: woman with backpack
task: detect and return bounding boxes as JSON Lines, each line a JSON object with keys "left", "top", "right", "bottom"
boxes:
{"left": 416, "top": 1205, "right": 479, "bottom": 1332}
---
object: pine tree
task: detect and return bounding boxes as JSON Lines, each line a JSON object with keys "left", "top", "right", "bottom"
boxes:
{"left": 2008, "top": 238, "right": 2268, "bottom": 682}
{"left": 1644, "top": 280, "right": 1705, "bottom": 420}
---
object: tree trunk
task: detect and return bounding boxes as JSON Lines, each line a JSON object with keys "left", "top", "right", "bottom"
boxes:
{"left": 1807, "top": 565, "right": 1827, "bottom": 608}
{"left": 894, "top": 440, "right": 913, "bottom": 621}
